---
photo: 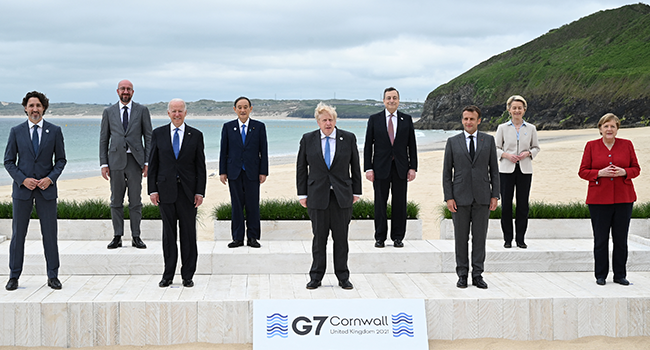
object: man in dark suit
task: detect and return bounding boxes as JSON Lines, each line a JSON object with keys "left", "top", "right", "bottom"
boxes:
{"left": 148, "top": 99, "right": 206, "bottom": 288}
{"left": 442, "top": 105, "right": 500, "bottom": 289}
{"left": 100, "top": 79, "right": 152, "bottom": 249}
{"left": 219, "top": 96, "right": 269, "bottom": 248}
{"left": 364, "top": 87, "right": 417, "bottom": 248}
{"left": 4, "top": 91, "right": 66, "bottom": 290}
{"left": 297, "top": 102, "right": 362, "bottom": 290}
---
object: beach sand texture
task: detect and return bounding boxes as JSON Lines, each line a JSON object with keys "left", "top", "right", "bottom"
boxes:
{"left": 1, "top": 126, "right": 649, "bottom": 349}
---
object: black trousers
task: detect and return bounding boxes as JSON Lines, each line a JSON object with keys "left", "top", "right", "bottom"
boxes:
{"left": 499, "top": 163, "right": 532, "bottom": 245}
{"left": 228, "top": 169, "right": 261, "bottom": 241}
{"left": 588, "top": 203, "right": 633, "bottom": 280}
{"left": 307, "top": 191, "right": 351, "bottom": 282}
{"left": 373, "top": 160, "right": 408, "bottom": 242}
{"left": 159, "top": 182, "right": 198, "bottom": 281}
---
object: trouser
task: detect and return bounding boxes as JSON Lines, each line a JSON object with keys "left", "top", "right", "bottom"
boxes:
{"left": 452, "top": 201, "right": 489, "bottom": 278}
{"left": 500, "top": 163, "right": 532, "bottom": 244}
{"left": 588, "top": 203, "right": 632, "bottom": 280}
{"left": 373, "top": 161, "right": 407, "bottom": 242}
{"left": 109, "top": 154, "right": 143, "bottom": 237}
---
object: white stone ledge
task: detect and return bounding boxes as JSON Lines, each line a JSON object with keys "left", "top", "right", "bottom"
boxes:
{"left": 0, "top": 219, "right": 162, "bottom": 241}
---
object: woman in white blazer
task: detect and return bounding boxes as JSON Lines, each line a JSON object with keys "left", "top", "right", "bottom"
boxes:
{"left": 495, "top": 95, "right": 540, "bottom": 249}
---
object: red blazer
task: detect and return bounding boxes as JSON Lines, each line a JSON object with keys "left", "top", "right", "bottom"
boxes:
{"left": 578, "top": 138, "right": 640, "bottom": 204}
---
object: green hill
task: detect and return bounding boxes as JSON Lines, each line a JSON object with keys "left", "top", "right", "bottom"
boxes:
{"left": 415, "top": 3, "right": 650, "bottom": 130}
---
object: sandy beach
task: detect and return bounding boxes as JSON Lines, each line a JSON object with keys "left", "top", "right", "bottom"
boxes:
{"left": 1, "top": 126, "right": 649, "bottom": 349}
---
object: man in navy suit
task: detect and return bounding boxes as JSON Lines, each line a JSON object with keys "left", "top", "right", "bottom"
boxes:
{"left": 4, "top": 91, "right": 66, "bottom": 290}
{"left": 219, "top": 97, "right": 269, "bottom": 248}
{"left": 443, "top": 105, "right": 500, "bottom": 289}
{"left": 148, "top": 99, "right": 206, "bottom": 288}
{"left": 364, "top": 87, "right": 418, "bottom": 248}
{"left": 297, "top": 102, "right": 361, "bottom": 290}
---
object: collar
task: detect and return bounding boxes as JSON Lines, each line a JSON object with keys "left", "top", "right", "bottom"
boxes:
{"left": 238, "top": 118, "right": 250, "bottom": 128}
{"left": 171, "top": 123, "right": 185, "bottom": 132}
{"left": 463, "top": 130, "right": 478, "bottom": 138}
{"left": 320, "top": 128, "right": 337, "bottom": 140}
{"left": 507, "top": 120, "right": 527, "bottom": 127}
{"left": 119, "top": 100, "right": 133, "bottom": 110}
{"left": 29, "top": 119, "right": 44, "bottom": 129}
{"left": 384, "top": 109, "right": 398, "bottom": 118}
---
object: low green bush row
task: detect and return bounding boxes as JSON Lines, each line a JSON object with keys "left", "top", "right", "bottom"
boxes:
{"left": 0, "top": 199, "right": 162, "bottom": 220}
{"left": 441, "top": 201, "right": 650, "bottom": 219}
{"left": 213, "top": 199, "right": 420, "bottom": 220}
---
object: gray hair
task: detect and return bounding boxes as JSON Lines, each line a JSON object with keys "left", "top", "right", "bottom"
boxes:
{"left": 167, "top": 98, "right": 187, "bottom": 111}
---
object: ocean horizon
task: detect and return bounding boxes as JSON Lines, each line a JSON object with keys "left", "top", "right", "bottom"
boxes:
{"left": 0, "top": 117, "right": 456, "bottom": 186}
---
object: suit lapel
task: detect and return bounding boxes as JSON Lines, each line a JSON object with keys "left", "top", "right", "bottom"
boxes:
{"left": 457, "top": 133, "right": 472, "bottom": 162}
{"left": 474, "top": 132, "right": 485, "bottom": 160}
{"left": 126, "top": 104, "right": 137, "bottom": 134}
{"left": 179, "top": 125, "right": 192, "bottom": 157}
{"left": 37, "top": 121, "right": 52, "bottom": 158}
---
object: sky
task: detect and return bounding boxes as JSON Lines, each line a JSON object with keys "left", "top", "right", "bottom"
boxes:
{"left": 0, "top": 0, "right": 640, "bottom": 104}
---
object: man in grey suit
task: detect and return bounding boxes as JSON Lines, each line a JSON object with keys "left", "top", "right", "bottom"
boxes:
{"left": 442, "top": 105, "right": 499, "bottom": 289}
{"left": 297, "top": 102, "right": 362, "bottom": 290}
{"left": 4, "top": 91, "right": 66, "bottom": 290}
{"left": 100, "top": 80, "right": 152, "bottom": 249}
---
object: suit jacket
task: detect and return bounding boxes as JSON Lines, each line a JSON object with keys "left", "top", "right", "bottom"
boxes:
{"left": 578, "top": 138, "right": 640, "bottom": 205}
{"left": 148, "top": 123, "right": 207, "bottom": 204}
{"left": 495, "top": 121, "right": 540, "bottom": 174}
{"left": 219, "top": 118, "right": 269, "bottom": 180}
{"left": 443, "top": 131, "right": 500, "bottom": 206}
{"left": 99, "top": 101, "right": 153, "bottom": 170}
{"left": 4, "top": 120, "right": 66, "bottom": 201}
{"left": 296, "top": 128, "right": 362, "bottom": 210}
{"left": 363, "top": 110, "right": 418, "bottom": 179}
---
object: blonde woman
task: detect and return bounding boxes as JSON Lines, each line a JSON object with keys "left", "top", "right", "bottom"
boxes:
{"left": 495, "top": 95, "right": 540, "bottom": 249}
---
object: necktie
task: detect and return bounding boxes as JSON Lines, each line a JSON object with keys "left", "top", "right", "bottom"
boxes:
{"left": 122, "top": 106, "right": 129, "bottom": 131}
{"left": 32, "top": 125, "right": 39, "bottom": 155}
{"left": 324, "top": 136, "right": 331, "bottom": 169}
{"left": 241, "top": 124, "right": 246, "bottom": 144}
{"left": 173, "top": 128, "right": 180, "bottom": 159}
{"left": 388, "top": 114, "right": 395, "bottom": 145}
{"left": 469, "top": 135, "right": 475, "bottom": 160}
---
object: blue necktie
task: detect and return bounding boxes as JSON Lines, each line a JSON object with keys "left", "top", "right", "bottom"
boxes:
{"left": 173, "top": 127, "right": 180, "bottom": 159}
{"left": 241, "top": 124, "right": 246, "bottom": 144}
{"left": 122, "top": 106, "right": 128, "bottom": 131}
{"left": 324, "top": 136, "right": 331, "bottom": 169}
{"left": 32, "top": 125, "right": 39, "bottom": 155}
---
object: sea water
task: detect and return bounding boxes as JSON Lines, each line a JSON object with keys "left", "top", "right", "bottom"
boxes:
{"left": 0, "top": 117, "right": 456, "bottom": 185}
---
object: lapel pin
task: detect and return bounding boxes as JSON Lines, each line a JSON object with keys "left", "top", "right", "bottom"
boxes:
{"left": 234, "top": 127, "right": 237, "bottom": 131}
{"left": 400, "top": 117, "right": 403, "bottom": 120}
{"left": 46, "top": 129, "right": 49, "bottom": 133}
{"left": 340, "top": 137, "right": 343, "bottom": 140}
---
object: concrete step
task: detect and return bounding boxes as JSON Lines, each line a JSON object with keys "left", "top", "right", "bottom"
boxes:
{"left": 1, "top": 238, "right": 649, "bottom": 275}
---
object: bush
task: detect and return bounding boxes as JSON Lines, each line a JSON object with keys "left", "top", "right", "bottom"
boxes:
{"left": 213, "top": 199, "right": 420, "bottom": 220}
{"left": 440, "top": 201, "right": 650, "bottom": 219}
{"left": 0, "top": 199, "right": 161, "bottom": 220}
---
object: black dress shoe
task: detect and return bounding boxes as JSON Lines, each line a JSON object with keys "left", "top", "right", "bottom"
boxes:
{"left": 132, "top": 237, "right": 147, "bottom": 249}
{"left": 5, "top": 278, "right": 18, "bottom": 291}
{"left": 596, "top": 278, "right": 606, "bottom": 285}
{"left": 182, "top": 279, "right": 194, "bottom": 288}
{"left": 107, "top": 236, "right": 122, "bottom": 249}
{"left": 48, "top": 278, "right": 62, "bottom": 290}
{"left": 374, "top": 241, "right": 385, "bottom": 248}
{"left": 393, "top": 240, "right": 404, "bottom": 248}
{"left": 228, "top": 240, "right": 244, "bottom": 248}
{"left": 247, "top": 238, "right": 261, "bottom": 248}
{"left": 614, "top": 277, "right": 630, "bottom": 286}
{"left": 517, "top": 242, "right": 528, "bottom": 249}
{"left": 306, "top": 280, "right": 321, "bottom": 289}
{"left": 339, "top": 279, "right": 354, "bottom": 289}
{"left": 456, "top": 276, "right": 468, "bottom": 288}
{"left": 472, "top": 276, "right": 488, "bottom": 289}
{"left": 159, "top": 279, "right": 173, "bottom": 288}
{"left": 504, "top": 242, "right": 512, "bottom": 248}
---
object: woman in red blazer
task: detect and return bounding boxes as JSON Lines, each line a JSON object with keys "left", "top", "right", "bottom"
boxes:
{"left": 579, "top": 113, "right": 640, "bottom": 286}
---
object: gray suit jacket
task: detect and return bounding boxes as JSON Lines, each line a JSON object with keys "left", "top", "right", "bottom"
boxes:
{"left": 99, "top": 101, "right": 152, "bottom": 170}
{"left": 443, "top": 131, "right": 500, "bottom": 206}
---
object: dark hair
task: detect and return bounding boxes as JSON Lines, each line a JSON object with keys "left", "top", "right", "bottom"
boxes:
{"left": 383, "top": 87, "right": 400, "bottom": 99}
{"left": 234, "top": 96, "right": 252, "bottom": 107}
{"left": 462, "top": 105, "right": 481, "bottom": 118}
{"left": 22, "top": 91, "right": 49, "bottom": 113}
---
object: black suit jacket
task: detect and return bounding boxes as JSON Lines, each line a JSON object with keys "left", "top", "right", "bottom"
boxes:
{"left": 148, "top": 123, "right": 207, "bottom": 204}
{"left": 4, "top": 120, "right": 67, "bottom": 201}
{"left": 219, "top": 118, "right": 269, "bottom": 180}
{"left": 296, "top": 128, "right": 362, "bottom": 210}
{"left": 363, "top": 110, "right": 418, "bottom": 179}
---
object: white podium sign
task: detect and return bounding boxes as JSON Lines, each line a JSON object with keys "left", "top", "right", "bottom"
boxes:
{"left": 253, "top": 299, "right": 428, "bottom": 350}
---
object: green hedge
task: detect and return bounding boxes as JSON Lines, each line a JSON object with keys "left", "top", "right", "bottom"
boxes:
{"left": 213, "top": 199, "right": 420, "bottom": 220}
{"left": 0, "top": 199, "right": 161, "bottom": 219}
{"left": 440, "top": 201, "right": 650, "bottom": 219}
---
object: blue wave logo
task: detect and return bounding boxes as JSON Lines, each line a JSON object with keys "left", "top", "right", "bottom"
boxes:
{"left": 266, "top": 313, "right": 289, "bottom": 338}
{"left": 391, "top": 312, "right": 414, "bottom": 337}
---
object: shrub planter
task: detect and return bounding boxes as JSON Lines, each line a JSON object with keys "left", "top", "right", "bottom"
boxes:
{"left": 214, "top": 219, "right": 423, "bottom": 241}
{"left": 439, "top": 218, "right": 650, "bottom": 240}
{"left": 0, "top": 219, "right": 163, "bottom": 241}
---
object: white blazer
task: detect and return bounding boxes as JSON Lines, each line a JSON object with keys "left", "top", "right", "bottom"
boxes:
{"left": 495, "top": 120, "right": 540, "bottom": 174}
